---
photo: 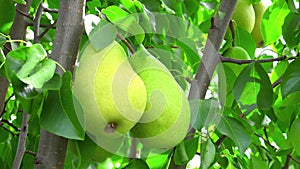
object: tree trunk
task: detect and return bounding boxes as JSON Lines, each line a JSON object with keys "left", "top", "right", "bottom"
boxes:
{"left": 34, "top": 0, "right": 85, "bottom": 168}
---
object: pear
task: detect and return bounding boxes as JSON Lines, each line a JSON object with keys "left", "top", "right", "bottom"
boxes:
{"left": 223, "top": 46, "right": 251, "bottom": 76}
{"left": 73, "top": 41, "right": 147, "bottom": 152}
{"left": 251, "top": 1, "right": 268, "bottom": 47}
{"left": 232, "top": 0, "right": 255, "bottom": 33}
{"left": 129, "top": 49, "right": 190, "bottom": 149}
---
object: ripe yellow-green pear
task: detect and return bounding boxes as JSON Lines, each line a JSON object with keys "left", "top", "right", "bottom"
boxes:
{"left": 251, "top": 1, "right": 268, "bottom": 47}
{"left": 73, "top": 41, "right": 147, "bottom": 152}
{"left": 129, "top": 49, "right": 190, "bottom": 149}
{"left": 232, "top": 0, "right": 255, "bottom": 33}
{"left": 223, "top": 46, "right": 251, "bottom": 76}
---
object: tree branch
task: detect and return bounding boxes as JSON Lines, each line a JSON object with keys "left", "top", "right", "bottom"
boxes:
{"left": 283, "top": 152, "right": 292, "bottom": 169}
{"left": 12, "top": 112, "right": 29, "bottom": 169}
{"left": 43, "top": 7, "right": 59, "bottom": 13}
{"left": 27, "top": 22, "right": 57, "bottom": 29}
{"left": 221, "top": 55, "right": 297, "bottom": 64}
{"left": 16, "top": 7, "right": 34, "bottom": 20}
{"left": 169, "top": 0, "right": 238, "bottom": 168}
{"left": 33, "top": 3, "right": 44, "bottom": 43}
{"left": 117, "top": 33, "right": 135, "bottom": 54}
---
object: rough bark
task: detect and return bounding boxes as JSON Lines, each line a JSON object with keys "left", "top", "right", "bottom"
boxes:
{"left": 34, "top": 0, "right": 85, "bottom": 168}
{"left": 168, "top": 0, "right": 238, "bottom": 168}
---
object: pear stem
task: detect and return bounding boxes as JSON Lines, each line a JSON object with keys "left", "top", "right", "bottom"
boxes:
{"left": 104, "top": 122, "right": 118, "bottom": 134}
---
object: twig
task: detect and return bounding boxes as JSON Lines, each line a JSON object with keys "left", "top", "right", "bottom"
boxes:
{"left": 25, "top": 150, "right": 37, "bottom": 157}
{"left": 221, "top": 55, "right": 297, "bottom": 65}
{"left": 254, "top": 132, "right": 276, "bottom": 151}
{"left": 229, "top": 20, "right": 235, "bottom": 46}
{"left": 38, "top": 20, "right": 57, "bottom": 40}
{"left": 0, "top": 94, "right": 14, "bottom": 118}
{"left": 117, "top": 33, "right": 135, "bottom": 54}
{"left": 33, "top": 3, "right": 44, "bottom": 43}
{"left": 283, "top": 152, "right": 292, "bottom": 169}
{"left": 215, "top": 135, "right": 227, "bottom": 147}
{"left": 272, "top": 77, "right": 282, "bottom": 88}
{"left": 12, "top": 112, "right": 30, "bottom": 169}
{"left": 16, "top": 8, "right": 34, "bottom": 20}
{"left": 43, "top": 8, "right": 58, "bottom": 13}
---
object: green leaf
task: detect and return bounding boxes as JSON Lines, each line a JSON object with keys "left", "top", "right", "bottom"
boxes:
{"left": 261, "top": 0, "right": 289, "bottom": 44}
{"left": 102, "top": 5, "right": 130, "bottom": 21}
{"left": 18, "top": 93, "right": 44, "bottom": 115}
{"left": 0, "top": 127, "right": 9, "bottom": 142}
{"left": 249, "top": 156, "right": 268, "bottom": 169}
{"left": 281, "top": 58, "right": 300, "bottom": 98}
{"left": 282, "top": 12, "right": 300, "bottom": 48}
{"left": 40, "top": 90, "right": 84, "bottom": 140}
{"left": 176, "top": 37, "right": 200, "bottom": 72}
{"left": 217, "top": 116, "right": 251, "bottom": 155}
{"left": 192, "top": 99, "right": 221, "bottom": 130}
{"left": 41, "top": 73, "right": 62, "bottom": 90}
{"left": 146, "top": 151, "right": 171, "bottom": 169}
{"left": 102, "top": 6, "right": 145, "bottom": 44}
{"left": 233, "top": 62, "right": 273, "bottom": 110}
{"left": 200, "top": 137, "right": 216, "bottom": 169}
{"left": 289, "top": 117, "right": 300, "bottom": 154}
{"left": 5, "top": 44, "right": 55, "bottom": 89}
{"left": 174, "top": 136, "right": 199, "bottom": 165}
{"left": 123, "top": 159, "right": 150, "bottom": 169}
{"left": 120, "top": 0, "right": 136, "bottom": 13}
{"left": 76, "top": 136, "right": 97, "bottom": 169}
{"left": 20, "top": 59, "right": 56, "bottom": 89}
{"left": 59, "top": 71, "right": 85, "bottom": 139}
{"left": 89, "top": 20, "right": 117, "bottom": 51}
{"left": 234, "top": 27, "right": 256, "bottom": 59}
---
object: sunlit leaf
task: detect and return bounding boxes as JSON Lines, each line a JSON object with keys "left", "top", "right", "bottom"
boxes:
{"left": 261, "top": 0, "right": 289, "bottom": 44}
{"left": 123, "top": 159, "right": 150, "bottom": 169}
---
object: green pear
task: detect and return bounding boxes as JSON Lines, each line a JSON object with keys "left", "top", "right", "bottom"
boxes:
{"left": 73, "top": 41, "right": 147, "bottom": 151}
{"left": 129, "top": 49, "right": 190, "bottom": 149}
{"left": 232, "top": 0, "right": 255, "bottom": 33}
{"left": 223, "top": 46, "right": 251, "bottom": 76}
{"left": 251, "top": 1, "right": 268, "bottom": 47}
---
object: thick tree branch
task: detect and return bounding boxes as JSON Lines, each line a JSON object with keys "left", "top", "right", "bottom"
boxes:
{"left": 34, "top": 0, "right": 85, "bottom": 168}
{"left": 169, "top": 0, "right": 238, "bottom": 168}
